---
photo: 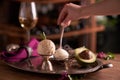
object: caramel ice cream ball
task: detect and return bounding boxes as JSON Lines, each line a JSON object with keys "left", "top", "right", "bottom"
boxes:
{"left": 37, "top": 39, "right": 56, "bottom": 56}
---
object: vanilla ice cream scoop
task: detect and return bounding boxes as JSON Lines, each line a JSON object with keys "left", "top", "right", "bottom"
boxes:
{"left": 37, "top": 39, "right": 56, "bottom": 56}
{"left": 54, "top": 48, "right": 69, "bottom": 60}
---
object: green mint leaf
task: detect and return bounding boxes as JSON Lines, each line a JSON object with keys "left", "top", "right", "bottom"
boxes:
{"left": 40, "top": 32, "right": 46, "bottom": 40}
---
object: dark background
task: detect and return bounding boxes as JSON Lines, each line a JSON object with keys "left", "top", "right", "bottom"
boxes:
{"left": 0, "top": 1, "right": 120, "bottom": 53}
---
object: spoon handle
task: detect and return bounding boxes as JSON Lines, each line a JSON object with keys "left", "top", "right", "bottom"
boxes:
{"left": 60, "top": 27, "right": 65, "bottom": 48}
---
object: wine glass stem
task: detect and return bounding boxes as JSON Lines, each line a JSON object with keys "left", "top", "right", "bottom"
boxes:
{"left": 26, "top": 30, "right": 30, "bottom": 43}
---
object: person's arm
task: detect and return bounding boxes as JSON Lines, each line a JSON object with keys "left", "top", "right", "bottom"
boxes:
{"left": 80, "top": 0, "right": 120, "bottom": 17}
{"left": 57, "top": 0, "right": 120, "bottom": 27}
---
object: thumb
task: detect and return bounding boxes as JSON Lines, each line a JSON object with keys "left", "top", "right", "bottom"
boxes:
{"left": 61, "top": 16, "right": 71, "bottom": 27}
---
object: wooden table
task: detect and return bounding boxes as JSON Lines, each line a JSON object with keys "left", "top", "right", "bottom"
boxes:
{"left": 0, "top": 54, "right": 120, "bottom": 80}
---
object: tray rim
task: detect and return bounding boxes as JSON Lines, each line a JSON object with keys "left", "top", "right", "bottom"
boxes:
{"left": 5, "top": 57, "right": 103, "bottom": 75}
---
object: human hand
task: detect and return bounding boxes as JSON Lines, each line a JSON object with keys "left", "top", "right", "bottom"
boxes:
{"left": 57, "top": 3, "right": 81, "bottom": 28}
{"left": 57, "top": 3, "right": 89, "bottom": 28}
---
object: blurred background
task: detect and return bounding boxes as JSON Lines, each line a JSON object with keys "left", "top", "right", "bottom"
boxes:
{"left": 0, "top": 0, "right": 120, "bottom": 53}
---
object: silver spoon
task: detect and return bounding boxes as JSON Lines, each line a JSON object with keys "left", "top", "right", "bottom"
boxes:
{"left": 6, "top": 44, "right": 20, "bottom": 53}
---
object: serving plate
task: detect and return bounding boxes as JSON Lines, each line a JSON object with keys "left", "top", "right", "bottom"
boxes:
{"left": 5, "top": 56, "right": 112, "bottom": 75}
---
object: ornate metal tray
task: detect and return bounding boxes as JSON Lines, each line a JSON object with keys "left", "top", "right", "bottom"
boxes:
{"left": 5, "top": 56, "right": 112, "bottom": 75}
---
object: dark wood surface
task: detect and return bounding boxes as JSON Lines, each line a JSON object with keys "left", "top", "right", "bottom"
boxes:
{"left": 0, "top": 54, "right": 120, "bottom": 80}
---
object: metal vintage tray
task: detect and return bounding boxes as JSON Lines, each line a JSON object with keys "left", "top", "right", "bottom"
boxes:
{"left": 5, "top": 56, "right": 112, "bottom": 75}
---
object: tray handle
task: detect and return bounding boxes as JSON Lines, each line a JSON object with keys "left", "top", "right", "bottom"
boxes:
{"left": 99, "top": 63, "right": 113, "bottom": 70}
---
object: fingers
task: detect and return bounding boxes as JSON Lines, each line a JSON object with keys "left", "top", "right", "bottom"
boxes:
{"left": 58, "top": 3, "right": 79, "bottom": 27}
{"left": 57, "top": 3, "right": 72, "bottom": 27}
{"left": 61, "top": 21, "right": 71, "bottom": 28}
{"left": 61, "top": 15, "right": 71, "bottom": 28}
{"left": 57, "top": 4, "right": 67, "bottom": 25}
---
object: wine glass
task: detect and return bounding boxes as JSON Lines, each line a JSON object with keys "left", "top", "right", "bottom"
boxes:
{"left": 19, "top": 2, "right": 38, "bottom": 43}
{"left": 19, "top": 2, "right": 38, "bottom": 68}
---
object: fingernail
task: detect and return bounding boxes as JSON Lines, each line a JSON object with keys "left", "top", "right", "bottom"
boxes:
{"left": 61, "top": 23, "right": 66, "bottom": 27}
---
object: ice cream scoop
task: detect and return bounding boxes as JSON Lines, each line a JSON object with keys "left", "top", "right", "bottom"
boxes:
{"left": 37, "top": 39, "right": 56, "bottom": 56}
{"left": 54, "top": 48, "right": 69, "bottom": 60}
{"left": 37, "top": 39, "right": 56, "bottom": 71}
